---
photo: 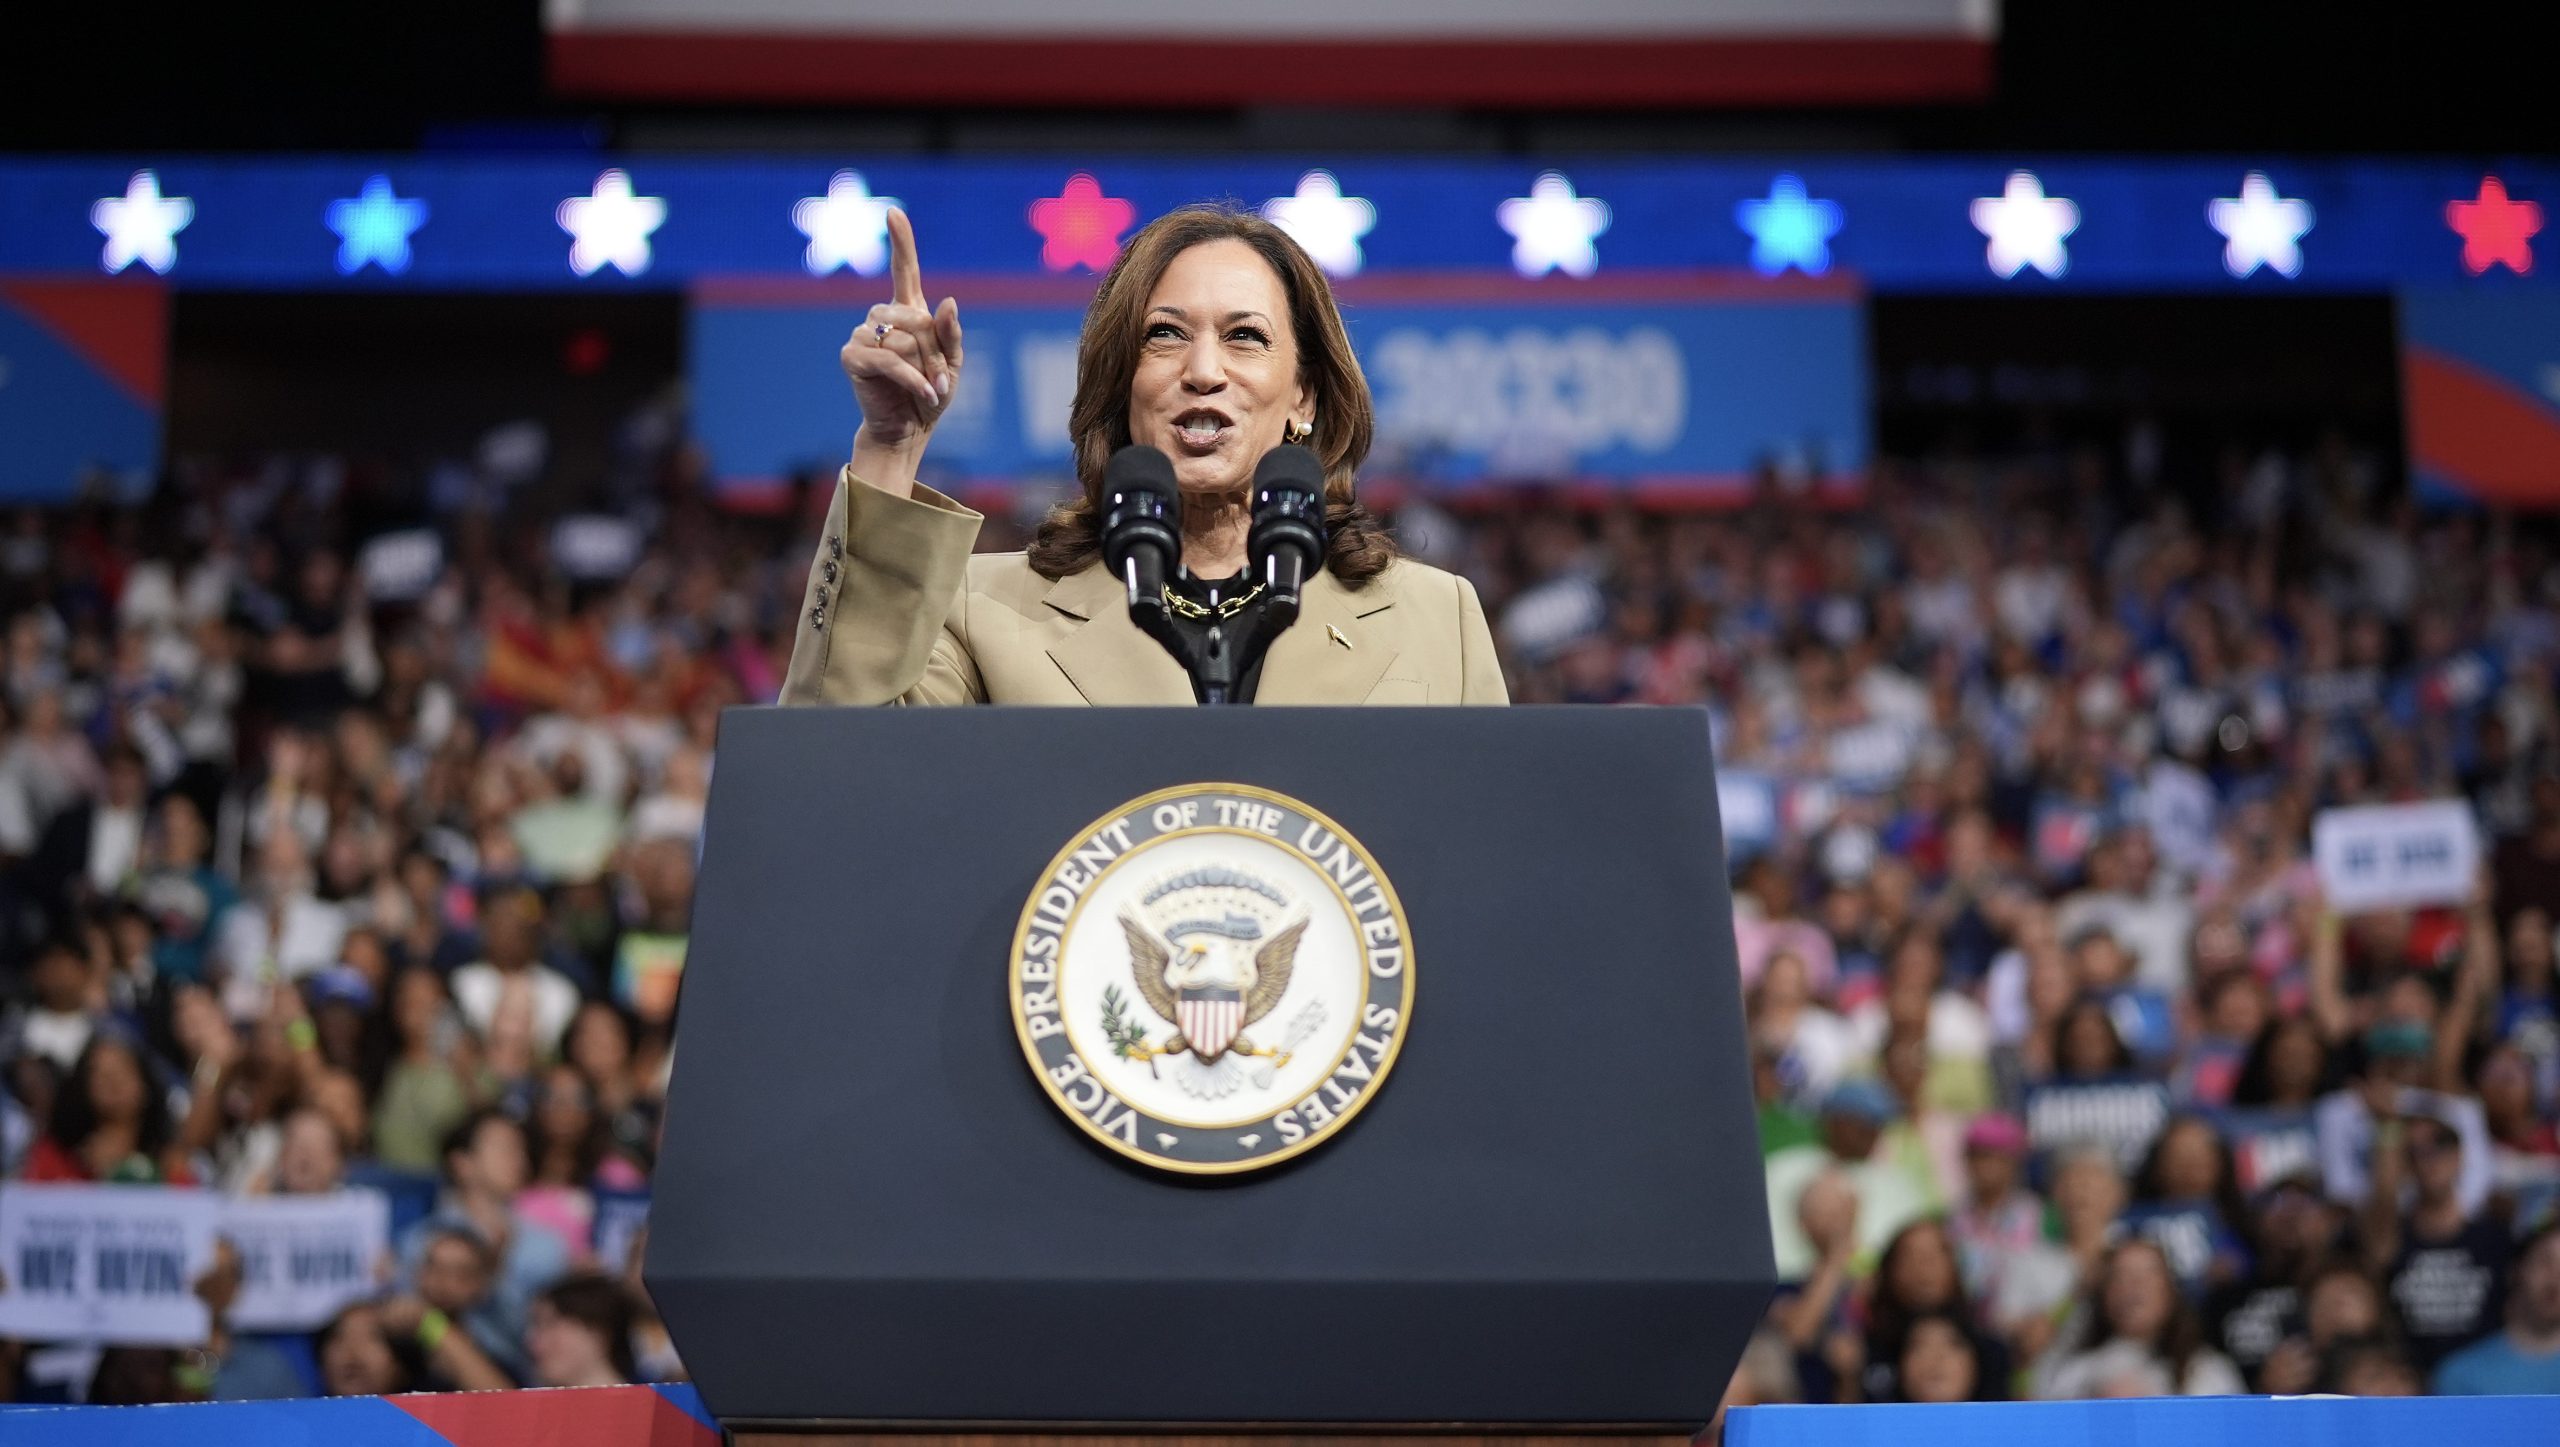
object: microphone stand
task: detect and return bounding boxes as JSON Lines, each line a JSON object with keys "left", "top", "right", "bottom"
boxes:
{"left": 1132, "top": 565, "right": 1291, "bottom": 708}
{"left": 1176, "top": 577, "right": 1283, "bottom": 708}
{"left": 1126, "top": 481, "right": 1310, "bottom": 701}
{"left": 1194, "top": 617, "right": 1240, "bottom": 707}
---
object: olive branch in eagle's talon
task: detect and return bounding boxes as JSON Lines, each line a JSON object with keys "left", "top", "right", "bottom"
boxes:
{"left": 1099, "top": 985, "right": 1159, "bottom": 1076}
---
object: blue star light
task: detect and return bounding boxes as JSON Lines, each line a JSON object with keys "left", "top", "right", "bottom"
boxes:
{"left": 326, "top": 175, "right": 429, "bottom": 275}
{"left": 1735, "top": 175, "right": 1843, "bottom": 276}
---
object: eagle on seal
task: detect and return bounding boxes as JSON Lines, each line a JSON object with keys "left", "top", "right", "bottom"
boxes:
{"left": 1115, "top": 866, "right": 1313, "bottom": 1098}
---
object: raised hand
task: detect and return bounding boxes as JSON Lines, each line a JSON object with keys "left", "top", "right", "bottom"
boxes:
{"left": 840, "top": 207, "right": 965, "bottom": 452}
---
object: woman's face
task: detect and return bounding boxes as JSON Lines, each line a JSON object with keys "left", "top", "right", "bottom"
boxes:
{"left": 2060, "top": 1007, "right": 2119, "bottom": 1078}
{"left": 2268, "top": 1021, "right": 2325, "bottom": 1100}
{"left": 2056, "top": 1154, "right": 2128, "bottom": 1231}
{"left": 1883, "top": 1038, "right": 1928, "bottom": 1103}
{"left": 1757, "top": 952, "right": 1808, "bottom": 1013}
{"left": 568, "top": 1004, "right": 630, "bottom": 1080}
{"left": 2025, "top": 946, "right": 2074, "bottom": 1019}
{"left": 2307, "top": 1271, "right": 2381, "bottom": 1344}
{"left": 1964, "top": 1147, "right": 2018, "bottom": 1206}
{"left": 393, "top": 968, "right": 444, "bottom": 1043}
{"left": 527, "top": 1299, "right": 615, "bottom": 1387}
{"left": 2509, "top": 909, "right": 2554, "bottom": 977}
{"left": 1128, "top": 238, "right": 1312, "bottom": 499}
{"left": 1899, "top": 1318, "right": 1978, "bottom": 1404}
{"left": 321, "top": 1307, "right": 404, "bottom": 1396}
{"left": 2157, "top": 1120, "right": 2222, "bottom": 1200}
{"left": 86, "top": 1044, "right": 147, "bottom": 1125}
{"left": 1887, "top": 1224, "right": 1960, "bottom": 1309}
{"left": 276, "top": 1111, "right": 345, "bottom": 1195}
{"left": 2480, "top": 1048, "right": 2535, "bottom": 1120}
{"left": 2406, "top": 1119, "right": 2463, "bottom": 1199}
{"left": 156, "top": 795, "right": 207, "bottom": 865}
{"left": 2207, "top": 974, "right": 2266, "bottom": 1041}
{"left": 539, "top": 1066, "right": 594, "bottom": 1146}
{"left": 2103, "top": 1245, "right": 2174, "bottom": 1341}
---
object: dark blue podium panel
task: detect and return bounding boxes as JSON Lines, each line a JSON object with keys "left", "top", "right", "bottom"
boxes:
{"left": 646, "top": 707, "right": 1770, "bottom": 1427}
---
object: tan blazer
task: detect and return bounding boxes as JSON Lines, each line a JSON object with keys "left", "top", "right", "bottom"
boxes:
{"left": 780, "top": 470, "right": 1508, "bottom": 707}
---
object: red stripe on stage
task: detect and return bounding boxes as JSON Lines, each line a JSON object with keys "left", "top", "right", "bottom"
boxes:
{"left": 548, "top": 32, "right": 1993, "bottom": 109}
{"left": 392, "top": 1383, "right": 722, "bottom": 1447}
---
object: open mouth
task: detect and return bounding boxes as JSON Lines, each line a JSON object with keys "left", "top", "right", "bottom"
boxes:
{"left": 1171, "top": 408, "right": 1234, "bottom": 450}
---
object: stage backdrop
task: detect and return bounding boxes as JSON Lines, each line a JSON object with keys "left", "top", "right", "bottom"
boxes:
{"left": 0, "top": 278, "right": 166, "bottom": 501}
{"left": 2400, "top": 287, "right": 2560, "bottom": 509}
{"left": 688, "top": 273, "right": 1869, "bottom": 503}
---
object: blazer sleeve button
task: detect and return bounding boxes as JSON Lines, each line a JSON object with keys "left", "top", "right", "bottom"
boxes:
{"left": 809, "top": 606, "right": 827, "bottom": 631}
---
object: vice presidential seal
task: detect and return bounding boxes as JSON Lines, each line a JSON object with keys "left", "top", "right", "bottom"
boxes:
{"left": 1009, "top": 784, "right": 1414, "bottom": 1175}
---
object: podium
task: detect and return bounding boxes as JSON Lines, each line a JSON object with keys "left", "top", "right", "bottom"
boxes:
{"left": 645, "top": 707, "right": 1772, "bottom": 1443}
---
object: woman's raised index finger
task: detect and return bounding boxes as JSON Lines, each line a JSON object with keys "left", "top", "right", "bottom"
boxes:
{"left": 887, "top": 207, "right": 925, "bottom": 308}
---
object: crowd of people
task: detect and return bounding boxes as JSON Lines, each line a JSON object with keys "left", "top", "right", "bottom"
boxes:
{"left": 1578, "top": 436, "right": 2560, "bottom": 1409}
{"left": 1, "top": 410, "right": 2557, "bottom": 1408}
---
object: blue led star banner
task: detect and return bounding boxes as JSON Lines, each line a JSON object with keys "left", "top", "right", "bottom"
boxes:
{"left": 1, "top": 157, "right": 2553, "bottom": 291}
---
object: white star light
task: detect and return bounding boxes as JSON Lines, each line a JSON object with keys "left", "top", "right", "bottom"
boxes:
{"left": 1497, "top": 172, "right": 1611, "bottom": 278}
{"left": 1970, "top": 171, "right": 2080, "bottom": 279}
{"left": 91, "top": 170, "right": 194, "bottom": 275}
{"left": 1261, "top": 171, "right": 1376, "bottom": 277}
{"left": 2208, "top": 171, "right": 2314, "bottom": 279}
{"left": 793, "top": 170, "right": 901, "bottom": 276}
{"left": 556, "top": 170, "right": 667, "bottom": 278}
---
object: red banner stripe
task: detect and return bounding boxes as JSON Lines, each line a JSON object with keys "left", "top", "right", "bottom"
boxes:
{"left": 548, "top": 33, "right": 1993, "bottom": 109}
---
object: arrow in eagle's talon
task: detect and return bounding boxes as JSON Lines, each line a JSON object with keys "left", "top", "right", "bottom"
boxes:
{"left": 1249, "top": 1001, "right": 1329, "bottom": 1088}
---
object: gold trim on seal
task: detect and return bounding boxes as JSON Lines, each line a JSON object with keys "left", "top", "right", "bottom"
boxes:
{"left": 1007, "top": 782, "right": 1417, "bottom": 1177}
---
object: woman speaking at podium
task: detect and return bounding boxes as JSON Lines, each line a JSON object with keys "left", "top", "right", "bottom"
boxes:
{"left": 777, "top": 205, "right": 1505, "bottom": 707}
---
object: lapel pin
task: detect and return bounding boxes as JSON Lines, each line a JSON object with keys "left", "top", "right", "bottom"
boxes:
{"left": 1326, "top": 624, "right": 1353, "bottom": 650}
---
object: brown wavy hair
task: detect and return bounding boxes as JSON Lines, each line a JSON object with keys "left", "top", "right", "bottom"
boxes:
{"left": 1026, "top": 205, "right": 1396, "bottom": 587}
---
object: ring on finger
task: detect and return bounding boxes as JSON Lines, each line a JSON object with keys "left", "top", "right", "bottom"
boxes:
{"left": 872, "top": 322, "right": 892, "bottom": 342}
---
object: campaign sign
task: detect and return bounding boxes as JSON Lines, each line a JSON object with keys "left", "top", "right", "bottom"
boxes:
{"left": 2024, "top": 1078, "right": 2171, "bottom": 1174}
{"left": 220, "top": 1190, "right": 390, "bottom": 1332}
{"left": 2312, "top": 800, "right": 2481, "bottom": 913}
{"left": 1717, "top": 769, "right": 1782, "bottom": 862}
{"left": 2215, "top": 1107, "right": 2321, "bottom": 1195}
{"left": 356, "top": 527, "right": 442, "bottom": 603}
{"left": 0, "top": 1184, "right": 218, "bottom": 1344}
{"left": 688, "top": 274, "right": 1867, "bottom": 499}
{"left": 2119, "top": 1201, "right": 2240, "bottom": 1294}
{"left": 593, "top": 1187, "right": 651, "bottom": 1276}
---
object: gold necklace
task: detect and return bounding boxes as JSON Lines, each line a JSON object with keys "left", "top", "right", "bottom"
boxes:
{"left": 1162, "top": 582, "right": 1265, "bottom": 620}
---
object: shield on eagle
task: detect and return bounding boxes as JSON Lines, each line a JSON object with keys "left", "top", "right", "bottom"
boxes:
{"left": 1177, "top": 988, "right": 1245, "bottom": 1060}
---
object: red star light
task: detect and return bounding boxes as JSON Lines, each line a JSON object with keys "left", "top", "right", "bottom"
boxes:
{"left": 2446, "top": 176, "right": 2542, "bottom": 275}
{"left": 1029, "top": 174, "right": 1135, "bottom": 273}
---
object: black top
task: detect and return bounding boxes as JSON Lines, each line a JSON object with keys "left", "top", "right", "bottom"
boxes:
{"left": 1165, "top": 570, "right": 1270, "bottom": 704}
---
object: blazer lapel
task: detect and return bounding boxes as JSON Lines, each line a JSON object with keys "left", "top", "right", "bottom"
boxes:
{"left": 1043, "top": 567, "right": 1195, "bottom": 705}
{"left": 1257, "top": 568, "right": 1398, "bottom": 704}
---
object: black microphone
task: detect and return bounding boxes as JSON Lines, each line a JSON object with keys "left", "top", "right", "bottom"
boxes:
{"left": 1248, "top": 444, "right": 1328, "bottom": 629}
{"left": 1099, "top": 444, "right": 1180, "bottom": 624}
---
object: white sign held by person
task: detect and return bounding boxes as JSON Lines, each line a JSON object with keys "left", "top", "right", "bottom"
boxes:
{"left": 220, "top": 1190, "right": 391, "bottom": 1332}
{"left": 0, "top": 1185, "right": 218, "bottom": 1345}
{"left": 2312, "top": 800, "right": 2482, "bottom": 913}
